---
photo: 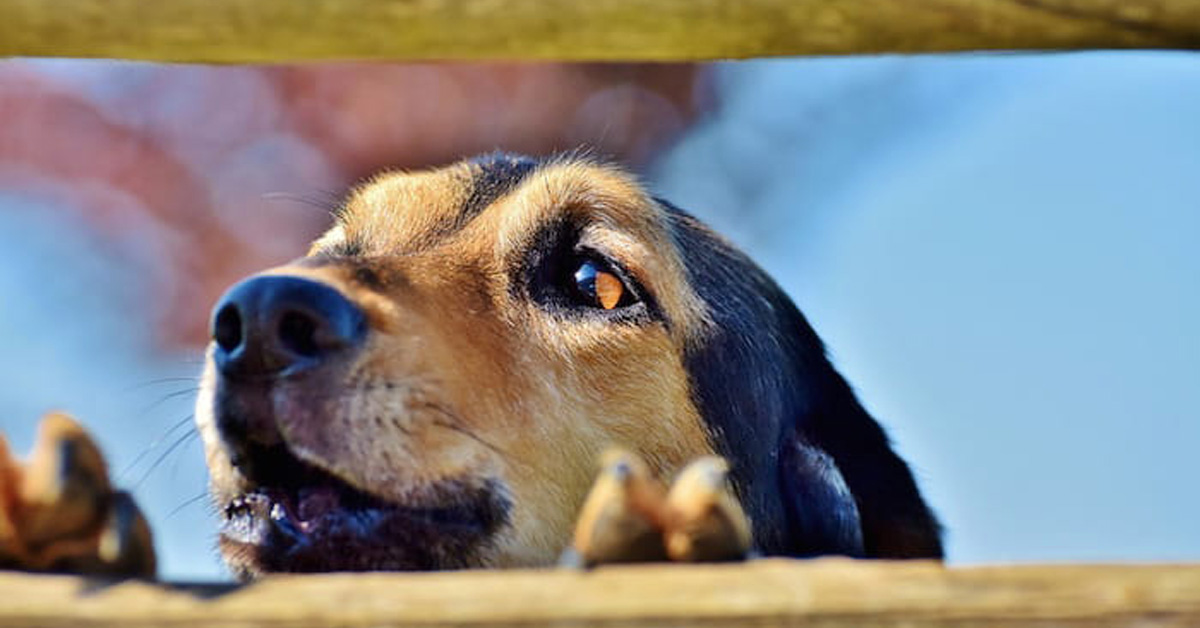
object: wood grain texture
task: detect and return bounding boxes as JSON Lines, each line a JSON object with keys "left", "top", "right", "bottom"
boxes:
{"left": 2, "top": 559, "right": 1200, "bottom": 627}
{"left": 1, "top": 0, "right": 1199, "bottom": 62}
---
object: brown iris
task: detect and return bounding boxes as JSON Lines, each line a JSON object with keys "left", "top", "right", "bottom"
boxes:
{"left": 573, "top": 259, "right": 627, "bottom": 310}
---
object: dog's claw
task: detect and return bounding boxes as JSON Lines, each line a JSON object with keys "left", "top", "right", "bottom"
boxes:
{"left": 0, "top": 414, "right": 156, "bottom": 577}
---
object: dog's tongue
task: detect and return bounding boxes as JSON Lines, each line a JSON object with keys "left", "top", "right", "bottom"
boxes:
{"left": 297, "top": 486, "right": 341, "bottom": 522}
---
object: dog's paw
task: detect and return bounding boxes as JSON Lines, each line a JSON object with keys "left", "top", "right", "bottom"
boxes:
{"left": 566, "top": 448, "right": 669, "bottom": 568}
{"left": 0, "top": 413, "right": 156, "bottom": 577}
{"left": 662, "top": 456, "right": 753, "bottom": 562}
{"left": 566, "top": 450, "right": 756, "bottom": 568}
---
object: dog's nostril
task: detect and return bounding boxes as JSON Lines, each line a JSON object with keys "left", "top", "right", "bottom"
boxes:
{"left": 213, "top": 305, "right": 243, "bottom": 352}
{"left": 278, "top": 311, "right": 320, "bottom": 358}
{"left": 211, "top": 275, "right": 366, "bottom": 379}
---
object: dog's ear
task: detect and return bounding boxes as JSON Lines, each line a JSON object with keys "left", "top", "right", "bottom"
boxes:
{"left": 661, "top": 201, "right": 942, "bottom": 559}
{"left": 779, "top": 434, "right": 864, "bottom": 557}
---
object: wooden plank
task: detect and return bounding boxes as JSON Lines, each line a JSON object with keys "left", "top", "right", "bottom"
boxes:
{"left": 1, "top": 0, "right": 1199, "bottom": 63}
{"left": 2, "top": 559, "right": 1199, "bottom": 627}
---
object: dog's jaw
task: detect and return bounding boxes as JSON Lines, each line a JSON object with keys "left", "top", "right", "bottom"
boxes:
{"left": 216, "top": 476, "right": 511, "bottom": 577}
{"left": 195, "top": 361, "right": 515, "bottom": 578}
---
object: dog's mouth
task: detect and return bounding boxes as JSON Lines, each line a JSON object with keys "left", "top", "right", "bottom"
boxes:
{"left": 218, "top": 440, "right": 510, "bottom": 577}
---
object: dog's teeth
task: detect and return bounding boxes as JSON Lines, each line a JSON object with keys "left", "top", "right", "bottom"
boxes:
{"left": 267, "top": 501, "right": 307, "bottom": 541}
{"left": 225, "top": 496, "right": 251, "bottom": 518}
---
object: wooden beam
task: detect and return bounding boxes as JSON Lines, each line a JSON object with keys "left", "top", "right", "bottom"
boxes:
{"left": 1, "top": 0, "right": 1199, "bottom": 63}
{"left": 2, "top": 559, "right": 1200, "bottom": 627}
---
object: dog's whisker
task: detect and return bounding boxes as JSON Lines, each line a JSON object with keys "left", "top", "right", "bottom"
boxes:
{"left": 419, "top": 403, "right": 506, "bottom": 456}
{"left": 168, "top": 429, "right": 204, "bottom": 483}
{"left": 167, "top": 491, "right": 210, "bottom": 519}
{"left": 133, "top": 425, "right": 200, "bottom": 489}
{"left": 430, "top": 418, "right": 504, "bottom": 455}
{"left": 121, "top": 376, "right": 201, "bottom": 393}
{"left": 262, "top": 191, "right": 342, "bottom": 220}
{"left": 165, "top": 355, "right": 207, "bottom": 366}
{"left": 135, "top": 387, "right": 201, "bottom": 421}
{"left": 119, "top": 414, "right": 197, "bottom": 482}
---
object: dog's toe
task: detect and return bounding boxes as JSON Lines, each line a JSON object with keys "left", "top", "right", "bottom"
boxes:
{"left": 19, "top": 413, "right": 112, "bottom": 548}
{"left": 569, "top": 449, "right": 669, "bottom": 567}
{"left": 663, "top": 456, "right": 753, "bottom": 563}
{"left": 95, "top": 491, "right": 156, "bottom": 577}
{"left": 0, "top": 414, "right": 156, "bottom": 577}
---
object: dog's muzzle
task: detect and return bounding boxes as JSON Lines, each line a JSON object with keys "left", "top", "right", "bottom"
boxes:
{"left": 203, "top": 275, "right": 509, "bottom": 575}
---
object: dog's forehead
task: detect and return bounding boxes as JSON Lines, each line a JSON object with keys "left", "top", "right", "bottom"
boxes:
{"left": 329, "top": 155, "right": 532, "bottom": 255}
{"left": 329, "top": 154, "right": 659, "bottom": 256}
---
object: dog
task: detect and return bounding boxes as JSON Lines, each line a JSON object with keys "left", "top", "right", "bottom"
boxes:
{"left": 192, "top": 152, "right": 942, "bottom": 579}
{"left": 0, "top": 152, "right": 942, "bottom": 578}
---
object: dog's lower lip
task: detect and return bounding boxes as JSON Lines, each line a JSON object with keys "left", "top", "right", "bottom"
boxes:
{"left": 216, "top": 443, "right": 511, "bottom": 574}
{"left": 221, "top": 487, "right": 488, "bottom": 542}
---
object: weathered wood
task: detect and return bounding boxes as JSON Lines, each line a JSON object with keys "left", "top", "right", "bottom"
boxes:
{"left": 1, "top": 0, "right": 1199, "bottom": 62}
{"left": 1, "top": 559, "right": 1199, "bottom": 627}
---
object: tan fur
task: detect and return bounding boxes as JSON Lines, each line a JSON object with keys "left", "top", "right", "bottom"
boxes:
{"left": 197, "top": 157, "right": 719, "bottom": 569}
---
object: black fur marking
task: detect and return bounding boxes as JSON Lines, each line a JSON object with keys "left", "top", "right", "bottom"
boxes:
{"left": 323, "top": 239, "right": 365, "bottom": 258}
{"left": 462, "top": 152, "right": 540, "bottom": 222}
{"left": 352, "top": 266, "right": 384, "bottom": 291}
{"left": 662, "top": 201, "right": 943, "bottom": 559}
{"left": 388, "top": 152, "right": 539, "bottom": 253}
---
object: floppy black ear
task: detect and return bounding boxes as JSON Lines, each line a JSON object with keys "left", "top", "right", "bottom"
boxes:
{"left": 662, "top": 202, "right": 943, "bottom": 559}
{"left": 780, "top": 434, "right": 864, "bottom": 557}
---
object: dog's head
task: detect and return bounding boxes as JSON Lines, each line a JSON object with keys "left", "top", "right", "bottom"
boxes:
{"left": 196, "top": 153, "right": 941, "bottom": 578}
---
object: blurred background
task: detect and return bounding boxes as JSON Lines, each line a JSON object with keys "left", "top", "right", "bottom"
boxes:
{"left": 0, "top": 54, "right": 1195, "bottom": 580}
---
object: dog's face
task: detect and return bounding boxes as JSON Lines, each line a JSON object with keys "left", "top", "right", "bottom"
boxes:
{"left": 195, "top": 155, "right": 721, "bottom": 577}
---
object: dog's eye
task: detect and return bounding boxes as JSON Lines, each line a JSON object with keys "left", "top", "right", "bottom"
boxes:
{"left": 572, "top": 259, "right": 632, "bottom": 310}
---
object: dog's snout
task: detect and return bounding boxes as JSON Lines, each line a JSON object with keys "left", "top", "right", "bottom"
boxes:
{"left": 210, "top": 275, "right": 366, "bottom": 379}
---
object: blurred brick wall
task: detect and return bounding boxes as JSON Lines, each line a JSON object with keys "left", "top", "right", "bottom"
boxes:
{"left": 0, "top": 62, "right": 710, "bottom": 348}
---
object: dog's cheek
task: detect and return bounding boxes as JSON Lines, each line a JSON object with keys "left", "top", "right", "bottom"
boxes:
{"left": 431, "top": 327, "right": 608, "bottom": 564}
{"left": 485, "top": 322, "right": 718, "bottom": 565}
{"left": 569, "top": 325, "right": 715, "bottom": 474}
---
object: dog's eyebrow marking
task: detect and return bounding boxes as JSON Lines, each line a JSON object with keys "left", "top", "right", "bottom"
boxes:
{"left": 333, "top": 153, "right": 539, "bottom": 256}
{"left": 325, "top": 239, "right": 366, "bottom": 258}
{"left": 460, "top": 152, "right": 539, "bottom": 223}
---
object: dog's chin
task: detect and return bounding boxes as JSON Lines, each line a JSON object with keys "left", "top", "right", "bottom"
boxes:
{"left": 215, "top": 443, "right": 510, "bottom": 578}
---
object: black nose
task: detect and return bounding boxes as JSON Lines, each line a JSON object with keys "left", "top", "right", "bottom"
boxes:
{"left": 210, "top": 275, "right": 367, "bottom": 380}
